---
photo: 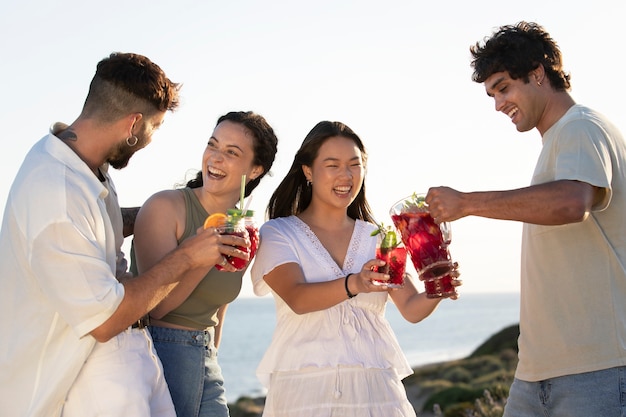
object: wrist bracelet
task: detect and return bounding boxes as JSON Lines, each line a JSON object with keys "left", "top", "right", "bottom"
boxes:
{"left": 345, "top": 273, "right": 357, "bottom": 299}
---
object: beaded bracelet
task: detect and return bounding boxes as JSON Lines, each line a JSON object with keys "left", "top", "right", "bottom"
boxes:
{"left": 345, "top": 273, "right": 357, "bottom": 299}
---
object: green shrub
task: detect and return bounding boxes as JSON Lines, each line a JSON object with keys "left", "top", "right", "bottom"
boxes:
{"left": 472, "top": 369, "right": 514, "bottom": 386}
{"left": 442, "top": 401, "right": 475, "bottom": 417}
{"left": 418, "top": 379, "right": 454, "bottom": 391}
{"left": 424, "top": 385, "right": 484, "bottom": 412}
{"left": 461, "top": 356, "right": 504, "bottom": 377}
{"left": 442, "top": 366, "right": 473, "bottom": 383}
{"left": 410, "top": 378, "right": 454, "bottom": 402}
{"left": 228, "top": 397, "right": 265, "bottom": 417}
{"left": 429, "top": 389, "right": 508, "bottom": 417}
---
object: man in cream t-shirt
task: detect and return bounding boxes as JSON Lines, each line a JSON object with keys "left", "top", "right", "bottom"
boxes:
{"left": 425, "top": 21, "right": 626, "bottom": 417}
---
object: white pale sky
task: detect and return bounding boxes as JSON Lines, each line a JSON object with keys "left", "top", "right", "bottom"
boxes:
{"left": 1, "top": 0, "right": 624, "bottom": 297}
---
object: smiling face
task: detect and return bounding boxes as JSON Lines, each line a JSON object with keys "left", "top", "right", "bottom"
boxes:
{"left": 484, "top": 70, "right": 546, "bottom": 134}
{"left": 302, "top": 135, "right": 365, "bottom": 212}
{"left": 202, "top": 120, "right": 263, "bottom": 198}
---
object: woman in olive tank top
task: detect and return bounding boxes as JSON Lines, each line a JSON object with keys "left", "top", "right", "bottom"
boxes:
{"left": 132, "top": 111, "right": 278, "bottom": 417}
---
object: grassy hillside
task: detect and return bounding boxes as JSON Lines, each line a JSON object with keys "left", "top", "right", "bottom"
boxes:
{"left": 229, "top": 324, "right": 520, "bottom": 417}
{"left": 407, "top": 324, "right": 519, "bottom": 416}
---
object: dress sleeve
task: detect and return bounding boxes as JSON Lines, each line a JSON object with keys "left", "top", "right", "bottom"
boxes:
{"left": 250, "top": 219, "right": 300, "bottom": 296}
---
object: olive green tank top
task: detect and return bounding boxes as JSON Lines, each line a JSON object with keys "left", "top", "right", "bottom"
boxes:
{"left": 132, "top": 187, "right": 243, "bottom": 329}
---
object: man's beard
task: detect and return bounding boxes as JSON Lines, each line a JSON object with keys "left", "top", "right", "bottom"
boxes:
{"left": 107, "top": 138, "right": 144, "bottom": 169}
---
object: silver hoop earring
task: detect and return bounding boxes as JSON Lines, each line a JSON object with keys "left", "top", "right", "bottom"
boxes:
{"left": 306, "top": 180, "right": 311, "bottom": 187}
{"left": 126, "top": 136, "right": 138, "bottom": 147}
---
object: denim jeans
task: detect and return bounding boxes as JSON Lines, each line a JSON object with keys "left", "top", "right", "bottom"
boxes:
{"left": 503, "top": 366, "right": 626, "bottom": 417}
{"left": 149, "top": 326, "right": 229, "bottom": 417}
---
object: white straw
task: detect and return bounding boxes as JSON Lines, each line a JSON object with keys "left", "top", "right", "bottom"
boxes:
{"left": 242, "top": 195, "right": 253, "bottom": 215}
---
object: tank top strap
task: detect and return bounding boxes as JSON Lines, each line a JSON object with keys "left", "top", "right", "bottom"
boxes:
{"left": 179, "top": 187, "right": 209, "bottom": 244}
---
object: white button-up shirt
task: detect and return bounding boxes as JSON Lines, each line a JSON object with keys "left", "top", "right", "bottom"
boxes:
{"left": 0, "top": 132, "right": 124, "bottom": 416}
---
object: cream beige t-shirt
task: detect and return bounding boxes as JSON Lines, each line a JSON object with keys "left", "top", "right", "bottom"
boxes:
{"left": 517, "top": 105, "right": 626, "bottom": 381}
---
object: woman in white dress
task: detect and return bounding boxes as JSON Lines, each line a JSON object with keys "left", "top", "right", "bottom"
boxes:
{"left": 251, "top": 121, "right": 461, "bottom": 417}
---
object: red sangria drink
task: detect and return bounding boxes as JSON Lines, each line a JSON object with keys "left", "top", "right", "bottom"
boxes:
{"left": 390, "top": 194, "right": 457, "bottom": 298}
{"left": 215, "top": 209, "right": 251, "bottom": 271}
{"left": 375, "top": 245, "right": 407, "bottom": 287}
{"left": 215, "top": 223, "right": 250, "bottom": 271}
{"left": 371, "top": 225, "right": 407, "bottom": 288}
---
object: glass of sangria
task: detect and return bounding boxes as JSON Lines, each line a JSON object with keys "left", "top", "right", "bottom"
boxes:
{"left": 215, "top": 208, "right": 252, "bottom": 271}
{"left": 371, "top": 225, "right": 407, "bottom": 288}
{"left": 389, "top": 193, "right": 457, "bottom": 298}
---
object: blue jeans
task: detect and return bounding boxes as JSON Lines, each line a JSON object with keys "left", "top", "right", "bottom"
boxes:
{"left": 503, "top": 366, "right": 626, "bottom": 417}
{"left": 149, "top": 326, "right": 229, "bottom": 417}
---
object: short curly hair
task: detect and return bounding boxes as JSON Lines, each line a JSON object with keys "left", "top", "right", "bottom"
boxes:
{"left": 470, "top": 21, "right": 571, "bottom": 91}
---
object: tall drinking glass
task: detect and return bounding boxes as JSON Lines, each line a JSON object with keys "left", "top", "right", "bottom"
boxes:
{"left": 389, "top": 193, "right": 457, "bottom": 298}
{"left": 215, "top": 208, "right": 252, "bottom": 271}
{"left": 372, "top": 231, "right": 407, "bottom": 288}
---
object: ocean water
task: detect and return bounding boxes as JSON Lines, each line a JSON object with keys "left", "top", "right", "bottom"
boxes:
{"left": 219, "top": 292, "right": 520, "bottom": 403}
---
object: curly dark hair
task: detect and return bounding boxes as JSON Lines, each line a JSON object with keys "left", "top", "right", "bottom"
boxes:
{"left": 267, "top": 120, "right": 375, "bottom": 223}
{"left": 186, "top": 111, "right": 278, "bottom": 197}
{"left": 470, "top": 21, "right": 571, "bottom": 91}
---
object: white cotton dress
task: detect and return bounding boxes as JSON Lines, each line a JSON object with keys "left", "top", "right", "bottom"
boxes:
{"left": 250, "top": 216, "right": 416, "bottom": 417}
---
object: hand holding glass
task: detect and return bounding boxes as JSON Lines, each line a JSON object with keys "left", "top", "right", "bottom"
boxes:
{"left": 372, "top": 233, "right": 408, "bottom": 288}
{"left": 390, "top": 193, "right": 458, "bottom": 298}
{"left": 213, "top": 209, "right": 258, "bottom": 271}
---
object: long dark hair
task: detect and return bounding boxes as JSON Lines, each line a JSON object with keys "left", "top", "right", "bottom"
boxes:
{"left": 267, "top": 120, "right": 374, "bottom": 222}
{"left": 186, "top": 111, "right": 278, "bottom": 196}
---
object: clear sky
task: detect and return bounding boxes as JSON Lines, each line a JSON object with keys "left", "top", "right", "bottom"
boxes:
{"left": 1, "top": 0, "right": 624, "bottom": 297}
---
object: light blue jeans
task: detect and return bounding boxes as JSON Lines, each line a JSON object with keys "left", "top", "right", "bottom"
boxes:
{"left": 503, "top": 366, "right": 626, "bottom": 417}
{"left": 149, "top": 326, "right": 229, "bottom": 417}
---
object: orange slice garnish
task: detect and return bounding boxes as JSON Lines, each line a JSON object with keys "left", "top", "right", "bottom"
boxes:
{"left": 203, "top": 213, "right": 227, "bottom": 229}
